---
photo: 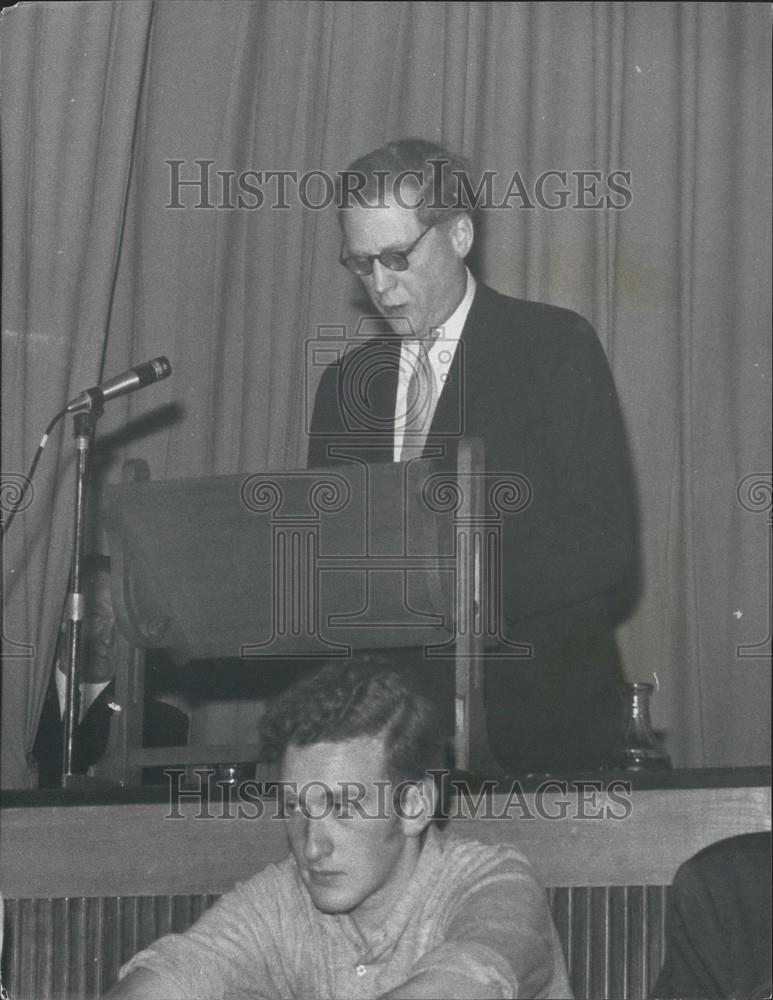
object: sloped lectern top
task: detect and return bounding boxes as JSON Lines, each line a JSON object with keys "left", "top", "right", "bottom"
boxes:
{"left": 102, "top": 458, "right": 463, "bottom": 664}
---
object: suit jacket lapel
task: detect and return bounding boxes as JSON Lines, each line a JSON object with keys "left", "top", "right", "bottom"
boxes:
{"left": 429, "top": 282, "right": 490, "bottom": 442}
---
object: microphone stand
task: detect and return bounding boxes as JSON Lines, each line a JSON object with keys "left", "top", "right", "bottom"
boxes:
{"left": 61, "top": 402, "right": 103, "bottom": 788}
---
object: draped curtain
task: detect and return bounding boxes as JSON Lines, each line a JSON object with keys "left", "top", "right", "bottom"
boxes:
{"left": 2, "top": 0, "right": 770, "bottom": 787}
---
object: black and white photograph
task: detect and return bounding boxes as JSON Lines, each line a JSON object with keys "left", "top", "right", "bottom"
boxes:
{"left": 1, "top": 2, "right": 770, "bottom": 998}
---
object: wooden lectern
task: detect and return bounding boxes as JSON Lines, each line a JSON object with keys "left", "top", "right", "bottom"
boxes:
{"left": 96, "top": 440, "right": 531, "bottom": 784}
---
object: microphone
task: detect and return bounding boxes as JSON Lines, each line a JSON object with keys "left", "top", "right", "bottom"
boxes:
{"left": 66, "top": 357, "right": 172, "bottom": 413}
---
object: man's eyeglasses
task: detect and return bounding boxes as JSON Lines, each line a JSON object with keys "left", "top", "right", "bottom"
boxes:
{"left": 339, "top": 223, "right": 436, "bottom": 276}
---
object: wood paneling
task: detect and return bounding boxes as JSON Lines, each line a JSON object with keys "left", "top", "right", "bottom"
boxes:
{"left": 1, "top": 781, "right": 769, "bottom": 897}
{"left": 2, "top": 895, "right": 218, "bottom": 1000}
{"left": 1, "top": 888, "right": 670, "bottom": 1000}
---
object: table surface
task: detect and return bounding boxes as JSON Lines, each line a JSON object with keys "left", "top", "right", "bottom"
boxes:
{"left": 2, "top": 765, "right": 769, "bottom": 808}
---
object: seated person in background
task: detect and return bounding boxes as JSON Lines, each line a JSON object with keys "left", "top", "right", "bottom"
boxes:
{"left": 33, "top": 554, "right": 190, "bottom": 784}
{"left": 33, "top": 554, "right": 117, "bottom": 781}
{"left": 653, "top": 831, "right": 772, "bottom": 999}
{"left": 106, "top": 656, "right": 571, "bottom": 999}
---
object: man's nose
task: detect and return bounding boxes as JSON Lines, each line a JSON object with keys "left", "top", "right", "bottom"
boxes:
{"left": 370, "top": 259, "right": 396, "bottom": 295}
{"left": 303, "top": 818, "right": 333, "bottom": 862}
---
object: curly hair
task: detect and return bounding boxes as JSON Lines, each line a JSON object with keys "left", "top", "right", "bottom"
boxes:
{"left": 258, "top": 654, "right": 447, "bottom": 784}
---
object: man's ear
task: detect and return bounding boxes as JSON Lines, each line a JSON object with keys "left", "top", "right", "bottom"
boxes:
{"left": 449, "top": 213, "right": 474, "bottom": 260}
{"left": 396, "top": 777, "right": 438, "bottom": 837}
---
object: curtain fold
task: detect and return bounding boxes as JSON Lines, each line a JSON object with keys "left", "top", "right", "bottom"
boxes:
{"left": 1, "top": 0, "right": 154, "bottom": 787}
{"left": 2, "top": 1, "right": 769, "bottom": 787}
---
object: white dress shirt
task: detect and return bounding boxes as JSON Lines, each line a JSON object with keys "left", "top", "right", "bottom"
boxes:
{"left": 394, "top": 268, "right": 476, "bottom": 461}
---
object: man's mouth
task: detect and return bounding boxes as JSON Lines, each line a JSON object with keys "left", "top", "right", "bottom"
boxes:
{"left": 306, "top": 869, "right": 343, "bottom": 885}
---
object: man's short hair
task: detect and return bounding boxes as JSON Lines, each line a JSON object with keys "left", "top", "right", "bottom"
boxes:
{"left": 259, "top": 654, "right": 447, "bottom": 784}
{"left": 337, "top": 137, "right": 478, "bottom": 229}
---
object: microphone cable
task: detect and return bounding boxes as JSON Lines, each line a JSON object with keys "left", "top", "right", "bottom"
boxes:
{"left": 2, "top": 405, "right": 68, "bottom": 539}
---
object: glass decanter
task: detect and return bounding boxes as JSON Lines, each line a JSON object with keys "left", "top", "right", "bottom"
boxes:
{"left": 604, "top": 681, "right": 672, "bottom": 771}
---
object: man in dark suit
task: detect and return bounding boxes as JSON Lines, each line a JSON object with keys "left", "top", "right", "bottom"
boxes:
{"left": 309, "top": 138, "right": 639, "bottom": 774}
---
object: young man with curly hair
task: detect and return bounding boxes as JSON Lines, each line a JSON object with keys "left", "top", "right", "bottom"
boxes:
{"left": 107, "top": 657, "right": 570, "bottom": 999}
